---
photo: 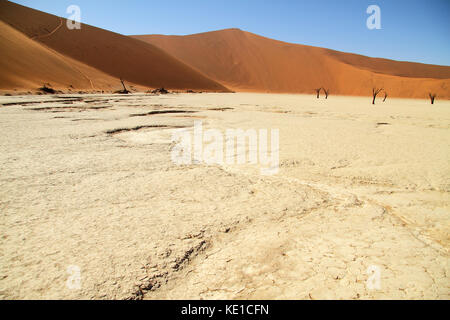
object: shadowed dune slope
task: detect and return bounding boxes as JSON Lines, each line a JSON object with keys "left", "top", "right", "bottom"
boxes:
{"left": 0, "top": 20, "right": 126, "bottom": 91}
{"left": 0, "top": 0, "right": 229, "bottom": 92}
{"left": 133, "top": 29, "right": 450, "bottom": 98}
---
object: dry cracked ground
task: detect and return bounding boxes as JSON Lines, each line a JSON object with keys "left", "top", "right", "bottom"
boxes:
{"left": 0, "top": 93, "right": 448, "bottom": 300}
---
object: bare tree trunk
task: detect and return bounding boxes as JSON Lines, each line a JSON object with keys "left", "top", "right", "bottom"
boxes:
{"left": 315, "top": 88, "right": 321, "bottom": 99}
{"left": 383, "top": 92, "right": 388, "bottom": 102}
{"left": 372, "top": 88, "right": 383, "bottom": 105}
{"left": 120, "top": 78, "right": 129, "bottom": 93}
{"left": 429, "top": 93, "right": 436, "bottom": 105}
{"left": 323, "top": 88, "right": 329, "bottom": 99}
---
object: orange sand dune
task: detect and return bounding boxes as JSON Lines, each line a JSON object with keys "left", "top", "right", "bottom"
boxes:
{"left": 134, "top": 29, "right": 450, "bottom": 98}
{"left": 0, "top": 20, "right": 128, "bottom": 91}
{"left": 0, "top": 0, "right": 229, "bottom": 92}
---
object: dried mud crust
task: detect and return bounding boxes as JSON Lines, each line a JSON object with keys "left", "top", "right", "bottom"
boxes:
{"left": 145, "top": 172, "right": 449, "bottom": 300}
{"left": 0, "top": 93, "right": 448, "bottom": 300}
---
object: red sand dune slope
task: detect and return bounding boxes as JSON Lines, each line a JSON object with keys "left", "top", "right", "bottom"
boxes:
{"left": 133, "top": 29, "right": 450, "bottom": 98}
{"left": 0, "top": 20, "right": 126, "bottom": 91}
{"left": 0, "top": 0, "right": 229, "bottom": 92}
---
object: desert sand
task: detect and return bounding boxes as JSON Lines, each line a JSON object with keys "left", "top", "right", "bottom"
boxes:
{"left": 0, "top": 0, "right": 228, "bottom": 92}
{"left": 1, "top": 1, "right": 449, "bottom": 98}
{"left": 134, "top": 29, "right": 450, "bottom": 98}
{"left": 0, "top": 20, "right": 126, "bottom": 92}
{"left": 0, "top": 92, "right": 448, "bottom": 300}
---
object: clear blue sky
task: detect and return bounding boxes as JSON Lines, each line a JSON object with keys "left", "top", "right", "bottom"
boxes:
{"left": 11, "top": 0, "right": 450, "bottom": 66}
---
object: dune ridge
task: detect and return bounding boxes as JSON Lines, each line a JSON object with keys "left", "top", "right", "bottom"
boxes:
{"left": 133, "top": 29, "right": 450, "bottom": 98}
{"left": 0, "top": 0, "right": 229, "bottom": 92}
{"left": 1, "top": 0, "right": 449, "bottom": 98}
{"left": 0, "top": 20, "right": 127, "bottom": 91}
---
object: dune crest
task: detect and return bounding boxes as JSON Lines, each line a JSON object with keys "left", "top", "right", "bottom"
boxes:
{"left": 0, "top": 20, "right": 128, "bottom": 91}
{"left": 133, "top": 29, "right": 450, "bottom": 98}
{"left": 0, "top": 0, "right": 229, "bottom": 92}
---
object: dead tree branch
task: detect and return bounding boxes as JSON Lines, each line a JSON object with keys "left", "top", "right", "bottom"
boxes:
{"left": 115, "top": 78, "right": 131, "bottom": 94}
{"left": 314, "top": 88, "right": 322, "bottom": 99}
{"left": 429, "top": 93, "right": 436, "bottom": 105}
{"left": 372, "top": 88, "right": 384, "bottom": 105}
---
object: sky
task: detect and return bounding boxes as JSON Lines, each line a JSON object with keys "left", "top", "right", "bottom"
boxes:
{"left": 10, "top": 0, "right": 450, "bottom": 66}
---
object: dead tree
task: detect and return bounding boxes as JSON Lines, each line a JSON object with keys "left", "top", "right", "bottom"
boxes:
{"left": 429, "top": 93, "right": 436, "bottom": 105}
{"left": 314, "top": 88, "right": 322, "bottom": 99}
{"left": 383, "top": 92, "right": 388, "bottom": 102}
{"left": 120, "top": 78, "right": 130, "bottom": 94}
{"left": 115, "top": 78, "right": 131, "bottom": 94}
{"left": 323, "top": 88, "right": 330, "bottom": 99}
{"left": 372, "top": 88, "right": 384, "bottom": 105}
{"left": 39, "top": 83, "right": 56, "bottom": 94}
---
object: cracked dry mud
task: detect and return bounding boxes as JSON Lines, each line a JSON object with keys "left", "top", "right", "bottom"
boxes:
{"left": 0, "top": 93, "right": 448, "bottom": 300}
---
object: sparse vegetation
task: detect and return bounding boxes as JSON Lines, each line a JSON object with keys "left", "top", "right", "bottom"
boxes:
{"left": 429, "top": 93, "right": 436, "bottom": 105}
{"left": 314, "top": 88, "right": 322, "bottom": 99}
{"left": 372, "top": 88, "right": 384, "bottom": 105}
{"left": 114, "top": 78, "right": 131, "bottom": 94}
{"left": 323, "top": 88, "right": 330, "bottom": 99}
{"left": 38, "top": 84, "right": 56, "bottom": 94}
{"left": 151, "top": 87, "right": 169, "bottom": 95}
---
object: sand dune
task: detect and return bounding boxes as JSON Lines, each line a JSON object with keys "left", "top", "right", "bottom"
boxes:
{"left": 0, "top": 20, "right": 127, "bottom": 91}
{"left": 134, "top": 29, "right": 450, "bottom": 98}
{"left": 1, "top": 0, "right": 448, "bottom": 97}
{"left": 0, "top": 0, "right": 229, "bottom": 92}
